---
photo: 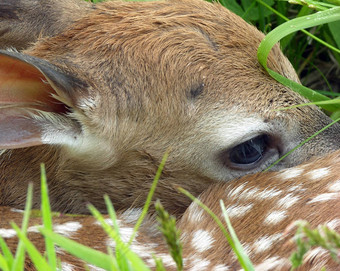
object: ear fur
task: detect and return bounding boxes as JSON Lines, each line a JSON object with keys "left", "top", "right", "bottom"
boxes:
{"left": 0, "top": 50, "right": 87, "bottom": 149}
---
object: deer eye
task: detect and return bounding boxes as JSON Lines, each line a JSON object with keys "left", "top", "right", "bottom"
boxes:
{"left": 229, "top": 134, "right": 269, "bottom": 165}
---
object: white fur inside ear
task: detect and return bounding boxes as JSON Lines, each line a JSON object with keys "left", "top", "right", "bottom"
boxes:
{"left": 33, "top": 112, "right": 81, "bottom": 147}
{"left": 36, "top": 111, "right": 114, "bottom": 163}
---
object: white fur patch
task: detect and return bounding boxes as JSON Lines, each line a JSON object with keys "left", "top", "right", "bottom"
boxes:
{"left": 130, "top": 243, "right": 155, "bottom": 259}
{"left": 211, "top": 264, "right": 230, "bottom": 271}
{"left": 307, "top": 167, "right": 330, "bottom": 180}
{"left": 227, "top": 183, "right": 247, "bottom": 198}
{"left": 53, "top": 222, "right": 82, "bottom": 237}
{"left": 59, "top": 262, "right": 75, "bottom": 271}
{"left": 278, "top": 167, "right": 304, "bottom": 180}
{"left": 254, "top": 256, "right": 289, "bottom": 270}
{"left": 187, "top": 204, "right": 205, "bottom": 223}
{"left": 277, "top": 194, "right": 300, "bottom": 209}
{"left": 87, "top": 264, "right": 106, "bottom": 271}
{"left": 264, "top": 211, "right": 287, "bottom": 225}
{"left": 225, "top": 203, "right": 253, "bottom": 218}
{"left": 0, "top": 228, "right": 16, "bottom": 238}
{"left": 256, "top": 188, "right": 282, "bottom": 200}
{"left": 308, "top": 193, "right": 339, "bottom": 203}
{"left": 328, "top": 180, "right": 340, "bottom": 192}
{"left": 121, "top": 208, "right": 143, "bottom": 223}
{"left": 252, "top": 233, "right": 282, "bottom": 253}
{"left": 326, "top": 219, "right": 340, "bottom": 230}
{"left": 191, "top": 229, "right": 215, "bottom": 253}
{"left": 189, "top": 257, "right": 210, "bottom": 271}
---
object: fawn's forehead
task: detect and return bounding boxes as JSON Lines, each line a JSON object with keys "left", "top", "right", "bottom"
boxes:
{"left": 30, "top": 0, "right": 303, "bottom": 119}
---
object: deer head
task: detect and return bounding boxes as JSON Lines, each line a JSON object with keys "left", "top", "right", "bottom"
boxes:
{"left": 1, "top": 150, "right": 339, "bottom": 270}
{"left": 0, "top": 0, "right": 339, "bottom": 214}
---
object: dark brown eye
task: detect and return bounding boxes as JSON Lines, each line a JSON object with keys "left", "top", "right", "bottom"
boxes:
{"left": 229, "top": 135, "right": 269, "bottom": 165}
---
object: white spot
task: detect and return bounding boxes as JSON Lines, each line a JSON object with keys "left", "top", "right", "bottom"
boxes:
{"left": 277, "top": 194, "right": 300, "bottom": 209}
{"left": 212, "top": 264, "right": 230, "bottom": 271}
{"left": 187, "top": 204, "right": 205, "bottom": 223}
{"left": 27, "top": 225, "right": 41, "bottom": 233}
{"left": 328, "top": 180, "right": 340, "bottom": 192}
{"left": 256, "top": 188, "right": 282, "bottom": 200}
{"left": 10, "top": 208, "right": 24, "bottom": 213}
{"left": 308, "top": 193, "right": 339, "bottom": 203}
{"left": 307, "top": 167, "right": 330, "bottom": 181}
{"left": 225, "top": 204, "right": 253, "bottom": 218}
{"left": 121, "top": 208, "right": 142, "bottom": 223}
{"left": 87, "top": 264, "right": 106, "bottom": 271}
{"left": 59, "top": 262, "right": 75, "bottom": 271}
{"left": 264, "top": 211, "right": 287, "bottom": 225}
{"left": 130, "top": 243, "right": 155, "bottom": 259}
{"left": 0, "top": 229, "right": 16, "bottom": 238}
{"left": 238, "top": 187, "right": 259, "bottom": 200}
{"left": 241, "top": 243, "right": 252, "bottom": 258}
{"left": 106, "top": 227, "right": 135, "bottom": 249}
{"left": 120, "top": 227, "right": 135, "bottom": 242}
{"left": 191, "top": 230, "right": 214, "bottom": 253}
{"left": 227, "top": 183, "right": 247, "bottom": 198}
{"left": 278, "top": 167, "right": 304, "bottom": 180}
{"left": 326, "top": 219, "right": 340, "bottom": 230}
{"left": 189, "top": 257, "right": 210, "bottom": 271}
{"left": 53, "top": 222, "right": 82, "bottom": 237}
{"left": 303, "top": 247, "right": 328, "bottom": 264}
{"left": 254, "top": 256, "right": 289, "bottom": 270}
{"left": 252, "top": 233, "right": 282, "bottom": 253}
{"left": 287, "top": 184, "right": 305, "bottom": 193}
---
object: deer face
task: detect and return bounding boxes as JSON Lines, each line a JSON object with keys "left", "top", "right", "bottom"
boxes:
{"left": 0, "top": 0, "right": 339, "bottom": 213}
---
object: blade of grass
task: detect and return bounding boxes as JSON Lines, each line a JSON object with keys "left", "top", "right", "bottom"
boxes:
{"left": 0, "top": 253, "right": 9, "bottom": 271}
{"left": 0, "top": 238, "right": 14, "bottom": 268}
{"left": 102, "top": 196, "right": 130, "bottom": 270}
{"left": 178, "top": 187, "right": 255, "bottom": 271}
{"left": 11, "top": 223, "right": 52, "bottom": 271}
{"left": 40, "top": 164, "right": 56, "bottom": 270}
{"left": 40, "top": 228, "right": 117, "bottom": 271}
{"left": 265, "top": 117, "right": 340, "bottom": 171}
{"left": 268, "top": 70, "right": 340, "bottom": 112}
{"left": 258, "top": 7, "right": 340, "bottom": 66}
{"left": 12, "top": 183, "right": 33, "bottom": 271}
{"left": 128, "top": 150, "right": 169, "bottom": 245}
{"left": 275, "top": 99, "right": 340, "bottom": 111}
{"left": 88, "top": 205, "right": 151, "bottom": 271}
{"left": 257, "top": 7, "right": 340, "bottom": 111}
{"left": 220, "top": 200, "right": 253, "bottom": 269}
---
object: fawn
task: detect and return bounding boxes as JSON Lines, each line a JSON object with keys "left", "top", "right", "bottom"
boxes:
{"left": 0, "top": 0, "right": 339, "bottom": 215}
{"left": 1, "top": 150, "right": 339, "bottom": 270}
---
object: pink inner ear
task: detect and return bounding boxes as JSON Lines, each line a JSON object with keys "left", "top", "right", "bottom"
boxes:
{"left": 0, "top": 54, "right": 65, "bottom": 149}
{"left": 0, "top": 54, "right": 65, "bottom": 112}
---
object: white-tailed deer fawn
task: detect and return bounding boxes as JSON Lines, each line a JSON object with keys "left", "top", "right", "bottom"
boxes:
{"left": 1, "top": 150, "right": 339, "bottom": 270}
{"left": 0, "top": 0, "right": 339, "bottom": 216}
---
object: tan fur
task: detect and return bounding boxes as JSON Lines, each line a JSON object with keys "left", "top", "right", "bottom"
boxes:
{"left": 1, "top": 150, "right": 339, "bottom": 270}
{"left": 0, "top": 0, "right": 339, "bottom": 216}
{"left": 0, "top": 0, "right": 92, "bottom": 50}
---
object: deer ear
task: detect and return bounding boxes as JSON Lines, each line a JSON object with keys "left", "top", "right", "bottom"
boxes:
{"left": 0, "top": 50, "right": 87, "bottom": 149}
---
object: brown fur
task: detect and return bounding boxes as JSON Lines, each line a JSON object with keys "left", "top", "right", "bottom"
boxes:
{"left": 0, "top": 0, "right": 339, "bottom": 216}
